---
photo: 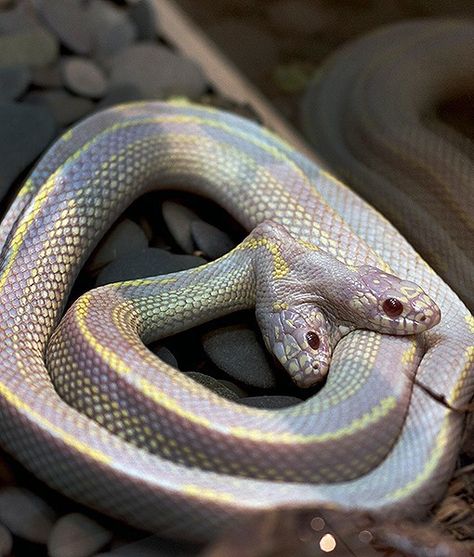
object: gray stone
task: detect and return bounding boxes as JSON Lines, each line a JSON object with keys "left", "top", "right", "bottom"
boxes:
{"left": 162, "top": 201, "right": 198, "bottom": 254}
{"left": 61, "top": 56, "right": 108, "bottom": 99}
{"left": 129, "top": 0, "right": 159, "bottom": 40}
{"left": 31, "top": 64, "right": 63, "bottom": 88}
{"left": 0, "top": 487, "right": 56, "bottom": 543}
{"left": 96, "top": 247, "right": 206, "bottom": 286}
{"left": 238, "top": 395, "right": 302, "bottom": 409}
{"left": 0, "top": 25, "right": 59, "bottom": 68}
{"left": 109, "top": 43, "right": 207, "bottom": 100}
{"left": 0, "top": 1, "right": 39, "bottom": 35}
{"left": 153, "top": 346, "right": 178, "bottom": 369}
{"left": 0, "top": 523, "right": 12, "bottom": 557}
{"left": 190, "top": 220, "right": 235, "bottom": 259}
{"left": 0, "top": 65, "right": 31, "bottom": 101}
{"left": 24, "top": 89, "right": 94, "bottom": 126}
{"left": 202, "top": 324, "right": 278, "bottom": 389}
{"left": 87, "top": 0, "right": 136, "bottom": 59}
{"left": 48, "top": 513, "right": 112, "bottom": 557}
{"left": 97, "top": 83, "right": 146, "bottom": 110}
{"left": 0, "top": 102, "right": 56, "bottom": 201}
{"left": 37, "top": 0, "right": 93, "bottom": 54}
{"left": 185, "top": 372, "right": 241, "bottom": 401}
{"left": 89, "top": 219, "right": 149, "bottom": 272}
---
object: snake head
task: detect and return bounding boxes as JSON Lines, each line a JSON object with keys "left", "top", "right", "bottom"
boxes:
{"left": 350, "top": 265, "right": 441, "bottom": 334}
{"left": 258, "top": 306, "right": 337, "bottom": 388}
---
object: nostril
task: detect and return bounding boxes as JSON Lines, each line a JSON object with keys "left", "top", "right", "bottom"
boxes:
{"left": 420, "top": 315, "right": 427, "bottom": 322}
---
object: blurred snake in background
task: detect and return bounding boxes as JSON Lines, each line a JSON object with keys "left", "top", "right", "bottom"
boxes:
{"left": 0, "top": 19, "right": 472, "bottom": 544}
{"left": 302, "top": 18, "right": 474, "bottom": 311}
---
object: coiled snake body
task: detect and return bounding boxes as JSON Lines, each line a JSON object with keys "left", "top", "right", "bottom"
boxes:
{"left": 0, "top": 100, "right": 472, "bottom": 542}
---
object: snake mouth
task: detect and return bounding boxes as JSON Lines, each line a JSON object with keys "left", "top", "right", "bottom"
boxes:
{"left": 376, "top": 310, "right": 441, "bottom": 335}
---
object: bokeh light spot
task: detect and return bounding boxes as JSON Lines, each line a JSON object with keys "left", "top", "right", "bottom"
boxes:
{"left": 319, "top": 533, "right": 336, "bottom": 552}
{"left": 358, "top": 529, "right": 373, "bottom": 544}
{"left": 310, "top": 516, "right": 325, "bottom": 531}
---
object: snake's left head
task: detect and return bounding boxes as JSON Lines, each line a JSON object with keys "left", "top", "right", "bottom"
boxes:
{"left": 349, "top": 265, "right": 441, "bottom": 335}
{"left": 257, "top": 306, "right": 335, "bottom": 388}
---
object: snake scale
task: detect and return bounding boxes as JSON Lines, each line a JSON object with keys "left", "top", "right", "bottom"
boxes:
{"left": 0, "top": 96, "right": 472, "bottom": 543}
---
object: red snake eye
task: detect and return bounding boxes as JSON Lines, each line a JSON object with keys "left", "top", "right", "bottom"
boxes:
{"left": 382, "top": 298, "right": 403, "bottom": 317}
{"left": 306, "top": 331, "right": 320, "bottom": 350}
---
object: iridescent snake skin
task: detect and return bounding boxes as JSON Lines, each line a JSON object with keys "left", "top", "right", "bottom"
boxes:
{"left": 0, "top": 100, "right": 472, "bottom": 543}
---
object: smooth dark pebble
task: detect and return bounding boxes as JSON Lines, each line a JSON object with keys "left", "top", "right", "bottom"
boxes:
{"left": 96, "top": 247, "right": 206, "bottom": 286}
{"left": 162, "top": 201, "right": 199, "bottom": 254}
{"left": 0, "top": 65, "right": 31, "bottom": 101}
{"left": 202, "top": 324, "right": 278, "bottom": 389}
{"left": 0, "top": 486, "right": 56, "bottom": 544}
{"left": 24, "top": 89, "right": 94, "bottom": 127}
{"left": 0, "top": 523, "right": 12, "bottom": 557}
{"left": 129, "top": 0, "right": 159, "bottom": 40}
{"left": 0, "top": 102, "right": 56, "bottom": 201}
{"left": 0, "top": 25, "right": 59, "bottom": 67}
{"left": 153, "top": 346, "right": 178, "bottom": 369}
{"left": 238, "top": 395, "right": 303, "bottom": 409}
{"left": 38, "top": 0, "right": 93, "bottom": 54}
{"left": 0, "top": 1, "right": 39, "bottom": 34}
{"left": 190, "top": 220, "right": 235, "bottom": 259}
{"left": 89, "top": 219, "right": 149, "bottom": 272}
{"left": 97, "top": 83, "right": 147, "bottom": 109}
{"left": 61, "top": 56, "right": 108, "bottom": 99}
{"left": 185, "top": 372, "right": 241, "bottom": 401}
{"left": 48, "top": 513, "right": 112, "bottom": 557}
{"left": 87, "top": 0, "right": 136, "bottom": 59}
{"left": 218, "top": 379, "right": 248, "bottom": 398}
{"left": 31, "top": 64, "right": 63, "bottom": 88}
{"left": 109, "top": 43, "right": 207, "bottom": 99}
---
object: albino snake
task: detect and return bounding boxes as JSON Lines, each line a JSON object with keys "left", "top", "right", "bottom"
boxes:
{"left": 0, "top": 98, "right": 472, "bottom": 543}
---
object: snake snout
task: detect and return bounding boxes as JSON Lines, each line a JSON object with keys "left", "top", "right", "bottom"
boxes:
{"left": 410, "top": 295, "right": 441, "bottom": 330}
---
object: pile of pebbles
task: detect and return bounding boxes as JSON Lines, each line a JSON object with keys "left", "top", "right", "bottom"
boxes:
{"left": 0, "top": 1, "right": 311, "bottom": 556}
{"left": 0, "top": 0, "right": 212, "bottom": 205}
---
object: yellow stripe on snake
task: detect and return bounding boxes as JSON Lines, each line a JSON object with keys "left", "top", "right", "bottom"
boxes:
{"left": 0, "top": 97, "right": 472, "bottom": 543}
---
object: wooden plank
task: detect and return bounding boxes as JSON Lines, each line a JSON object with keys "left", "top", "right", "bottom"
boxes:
{"left": 153, "top": 0, "right": 321, "bottom": 163}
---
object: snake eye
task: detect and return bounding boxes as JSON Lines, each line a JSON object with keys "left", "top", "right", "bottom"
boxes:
{"left": 382, "top": 298, "right": 403, "bottom": 318}
{"left": 306, "top": 331, "right": 320, "bottom": 350}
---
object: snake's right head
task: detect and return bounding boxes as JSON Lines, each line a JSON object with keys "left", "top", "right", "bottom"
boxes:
{"left": 258, "top": 306, "right": 336, "bottom": 388}
{"left": 350, "top": 265, "right": 441, "bottom": 335}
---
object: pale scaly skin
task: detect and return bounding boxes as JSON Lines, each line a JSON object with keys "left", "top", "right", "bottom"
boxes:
{"left": 0, "top": 100, "right": 472, "bottom": 543}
